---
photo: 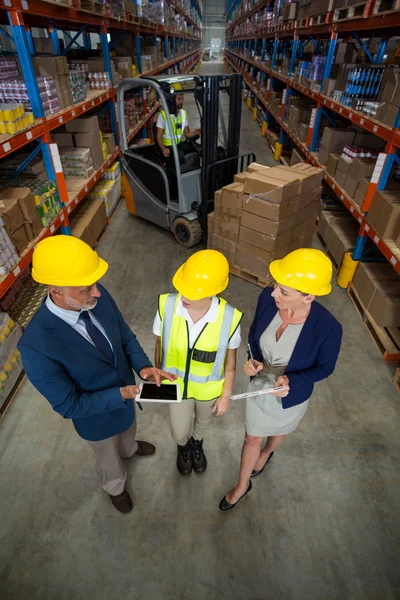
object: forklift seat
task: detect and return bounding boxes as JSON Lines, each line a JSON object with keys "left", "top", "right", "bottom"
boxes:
{"left": 153, "top": 120, "right": 200, "bottom": 173}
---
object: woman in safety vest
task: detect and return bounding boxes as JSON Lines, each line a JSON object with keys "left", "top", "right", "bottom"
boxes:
{"left": 153, "top": 250, "right": 243, "bottom": 475}
{"left": 219, "top": 249, "right": 342, "bottom": 511}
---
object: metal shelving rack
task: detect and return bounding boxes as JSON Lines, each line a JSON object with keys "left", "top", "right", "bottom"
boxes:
{"left": 224, "top": 0, "right": 400, "bottom": 275}
{"left": 0, "top": 0, "right": 202, "bottom": 298}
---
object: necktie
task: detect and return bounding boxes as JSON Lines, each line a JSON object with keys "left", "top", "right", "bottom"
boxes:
{"left": 80, "top": 311, "right": 114, "bottom": 363}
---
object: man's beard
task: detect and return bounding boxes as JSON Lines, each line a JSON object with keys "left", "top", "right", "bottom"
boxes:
{"left": 64, "top": 295, "right": 98, "bottom": 311}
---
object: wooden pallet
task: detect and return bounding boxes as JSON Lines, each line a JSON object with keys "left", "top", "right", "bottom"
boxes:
{"left": 126, "top": 13, "right": 141, "bottom": 24}
{"left": 347, "top": 283, "right": 400, "bottom": 363}
{"left": 316, "top": 232, "right": 339, "bottom": 272}
{"left": 309, "top": 13, "right": 328, "bottom": 26}
{"left": 333, "top": 1, "right": 367, "bottom": 21}
{"left": 80, "top": 0, "right": 105, "bottom": 15}
{"left": 229, "top": 264, "right": 273, "bottom": 289}
{"left": 294, "top": 17, "right": 309, "bottom": 28}
{"left": 142, "top": 18, "right": 157, "bottom": 29}
{"left": 373, "top": 0, "right": 400, "bottom": 13}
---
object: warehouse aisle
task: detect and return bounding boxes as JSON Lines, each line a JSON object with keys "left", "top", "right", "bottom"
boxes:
{"left": 1, "top": 62, "right": 399, "bottom": 600}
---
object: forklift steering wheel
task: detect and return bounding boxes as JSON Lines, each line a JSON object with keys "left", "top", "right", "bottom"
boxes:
{"left": 191, "top": 134, "right": 200, "bottom": 142}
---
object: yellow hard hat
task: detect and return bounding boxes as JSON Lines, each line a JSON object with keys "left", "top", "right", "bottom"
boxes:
{"left": 269, "top": 248, "right": 332, "bottom": 296}
{"left": 172, "top": 83, "right": 183, "bottom": 92}
{"left": 172, "top": 250, "right": 229, "bottom": 300}
{"left": 31, "top": 235, "right": 108, "bottom": 287}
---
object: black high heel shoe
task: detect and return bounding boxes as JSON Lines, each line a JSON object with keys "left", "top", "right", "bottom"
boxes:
{"left": 219, "top": 480, "right": 252, "bottom": 511}
{"left": 251, "top": 451, "right": 274, "bottom": 478}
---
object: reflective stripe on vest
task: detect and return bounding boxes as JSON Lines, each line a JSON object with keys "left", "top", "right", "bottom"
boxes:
{"left": 159, "top": 293, "right": 242, "bottom": 400}
{"left": 160, "top": 109, "right": 187, "bottom": 146}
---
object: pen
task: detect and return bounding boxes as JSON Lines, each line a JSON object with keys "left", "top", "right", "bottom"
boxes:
{"left": 247, "top": 343, "right": 256, "bottom": 368}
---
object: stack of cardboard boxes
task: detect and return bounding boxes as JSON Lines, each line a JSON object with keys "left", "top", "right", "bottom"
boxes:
{"left": 208, "top": 162, "right": 324, "bottom": 281}
{"left": 317, "top": 210, "right": 359, "bottom": 269}
{"left": 32, "top": 56, "right": 73, "bottom": 110}
{"left": 366, "top": 189, "right": 400, "bottom": 245}
{"left": 352, "top": 262, "right": 400, "bottom": 328}
{"left": 0, "top": 187, "right": 42, "bottom": 256}
{"left": 53, "top": 115, "right": 107, "bottom": 174}
{"left": 69, "top": 198, "right": 108, "bottom": 248}
{"left": 332, "top": 156, "right": 376, "bottom": 205}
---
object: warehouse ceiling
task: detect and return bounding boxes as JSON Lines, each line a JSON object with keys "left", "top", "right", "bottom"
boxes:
{"left": 203, "top": 0, "right": 226, "bottom": 27}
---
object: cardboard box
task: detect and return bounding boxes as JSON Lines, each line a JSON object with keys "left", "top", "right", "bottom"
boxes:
{"left": 246, "top": 163, "right": 271, "bottom": 174}
{"left": 242, "top": 195, "right": 298, "bottom": 223}
{"left": 343, "top": 175, "right": 359, "bottom": 199}
{"left": 375, "top": 103, "right": 398, "bottom": 128}
{"left": 337, "top": 156, "right": 351, "bottom": 176}
{"left": 239, "top": 226, "right": 292, "bottom": 252}
{"left": 358, "top": 178, "right": 370, "bottom": 196}
{"left": 220, "top": 213, "right": 240, "bottom": 241}
{"left": 234, "top": 172, "right": 248, "bottom": 184}
{"left": 369, "top": 191, "right": 400, "bottom": 240}
{"left": 243, "top": 173, "right": 300, "bottom": 202}
{"left": 0, "top": 198, "right": 24, "bottom": 235}
{"left": 236, "top": 240, "right": 288, "bottom": 264}
{"left": 273, "top": 166, "right": 324, "bottom": 195}
{"left": 69, "top": 198, "right": 107, "bottom": 247}
{"left": 318, "top": 146, "right": 330, "bottom": 166}
{"left": 320, "top": 128, "right": 355, "bottom": 152}
{"left": 348, "top": 158, "right": 376, "bottom": 182}
{"left": 111, "top": 56, "right": 132, "bottom": 79}
{"left": 103, "top": 133, "right": 116, "bottom": 155}
{"left": 65, "top": 116, "right": 100, "bottom": 133}
{"left": 220, "top": 183, "right": 244, "bottom": 218}
{"left": 53, "top": 132, "right": 74, "bottom": 147}
{"left": 321, "top": 78, "right": 337, "bottom": 97}
{"left": 294, "top": 203, "right": 317, "bottom": 227}
{"left": 354, "top": 188, "right": 365, "bottom": 208}
{"left": 334, "top": 169, "right": 347, "bottom": 189}
{"left": 241, "top": 210, "right": 295, "bottom": 237}
{"left": 368, "top": 286, "right": 400, "bottom": 327}
{"left": 207, "top": 212, "right": 214, "bottom": 240}
{"left": 234, "top": 252, "right": 269, "bottom": 279}
{"left": 0, "top": 187, "right": 41, "bottom": 241}
{"left": 326, "top": 153, "right": 340, "bottom": 178}
{"left": 381, "top": 81, "right": 400, "bottom": 107}
{"left": 32, "top": 56, "right": 68, "bottom": 77}
{"left": 9, "top": 224, "right": 29, "bottom": 254}
{"left": 290, "top": 148, "right": 305, "bottom": 166}
{"left": 352, "top": 262, "right": 400, "bottom": 311}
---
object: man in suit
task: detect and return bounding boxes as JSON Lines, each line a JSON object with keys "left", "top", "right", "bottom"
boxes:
{"left": 19, "top": 235, "right": 176, "bottom": 514}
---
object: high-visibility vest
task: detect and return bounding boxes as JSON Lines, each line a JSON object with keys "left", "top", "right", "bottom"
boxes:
{"left": 160, "top": 109, "right": 187, "bottom": 146}
{"left": 159, "top": 293, "right": 243, "bottom": 401}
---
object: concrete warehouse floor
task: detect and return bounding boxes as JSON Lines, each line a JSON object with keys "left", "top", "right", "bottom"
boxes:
{"left": 1, "top": 61, "right": 399, "bottom": 600}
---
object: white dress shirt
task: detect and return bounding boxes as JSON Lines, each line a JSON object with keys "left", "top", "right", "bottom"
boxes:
{"left": 153, "top": 295, "right": 241, "bottom": 349}
{"left": 45, "top": 294, "right": 113, "bottom": 351}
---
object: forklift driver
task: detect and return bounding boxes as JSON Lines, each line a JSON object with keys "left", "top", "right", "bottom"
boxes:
{"left": 156, "top": 83, "right": 201, "bottom": 166}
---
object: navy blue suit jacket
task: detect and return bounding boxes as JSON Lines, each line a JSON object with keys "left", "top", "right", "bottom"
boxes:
{"left": 248, "top": 288, "right": 342, "bottom": 408}
{"left": 18, "top": 285, "right": 151, "bottom": 441}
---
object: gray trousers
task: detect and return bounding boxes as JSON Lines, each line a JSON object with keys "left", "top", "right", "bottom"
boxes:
{"left": 88, "top": 419, "right": 138, "bottom": 496}
{"left": 169, "top": 398, "right": 216, "bottom": 446}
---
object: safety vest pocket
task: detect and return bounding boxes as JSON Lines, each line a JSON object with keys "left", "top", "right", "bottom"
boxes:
{"left": 192, "top": 349, "right": 217, "bottom": 364}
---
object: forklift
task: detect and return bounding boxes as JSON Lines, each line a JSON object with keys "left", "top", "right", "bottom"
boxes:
{"left": 117, "top": 73, "right": 255, "bottom": 247}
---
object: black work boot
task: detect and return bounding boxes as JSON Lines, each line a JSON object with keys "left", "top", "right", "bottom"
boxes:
{"left": 190, "top": 437, "right": 207, "bottom": 473}
{"left": 177, "top": 440, "right": 192, "bottom": 475}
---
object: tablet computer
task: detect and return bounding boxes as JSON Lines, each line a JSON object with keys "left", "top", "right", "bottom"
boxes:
{"left": 137, "top": 382, "right": 182, "bottom": 403}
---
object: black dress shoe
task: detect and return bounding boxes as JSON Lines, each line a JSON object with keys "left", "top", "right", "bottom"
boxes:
{"left": 251, "top": 451, "right": 274, "bottom": 478}
{"left": 219, "top": 480, "right": 252, "bottom": 511}
{"left": 190, "top": 437, "right": 207, "bottom": 473}
{"left": 109, "top": 489, "right": 133, "bottom": 513}
{"left": 177, "top": 440, "right": 192, "bottom": 475}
